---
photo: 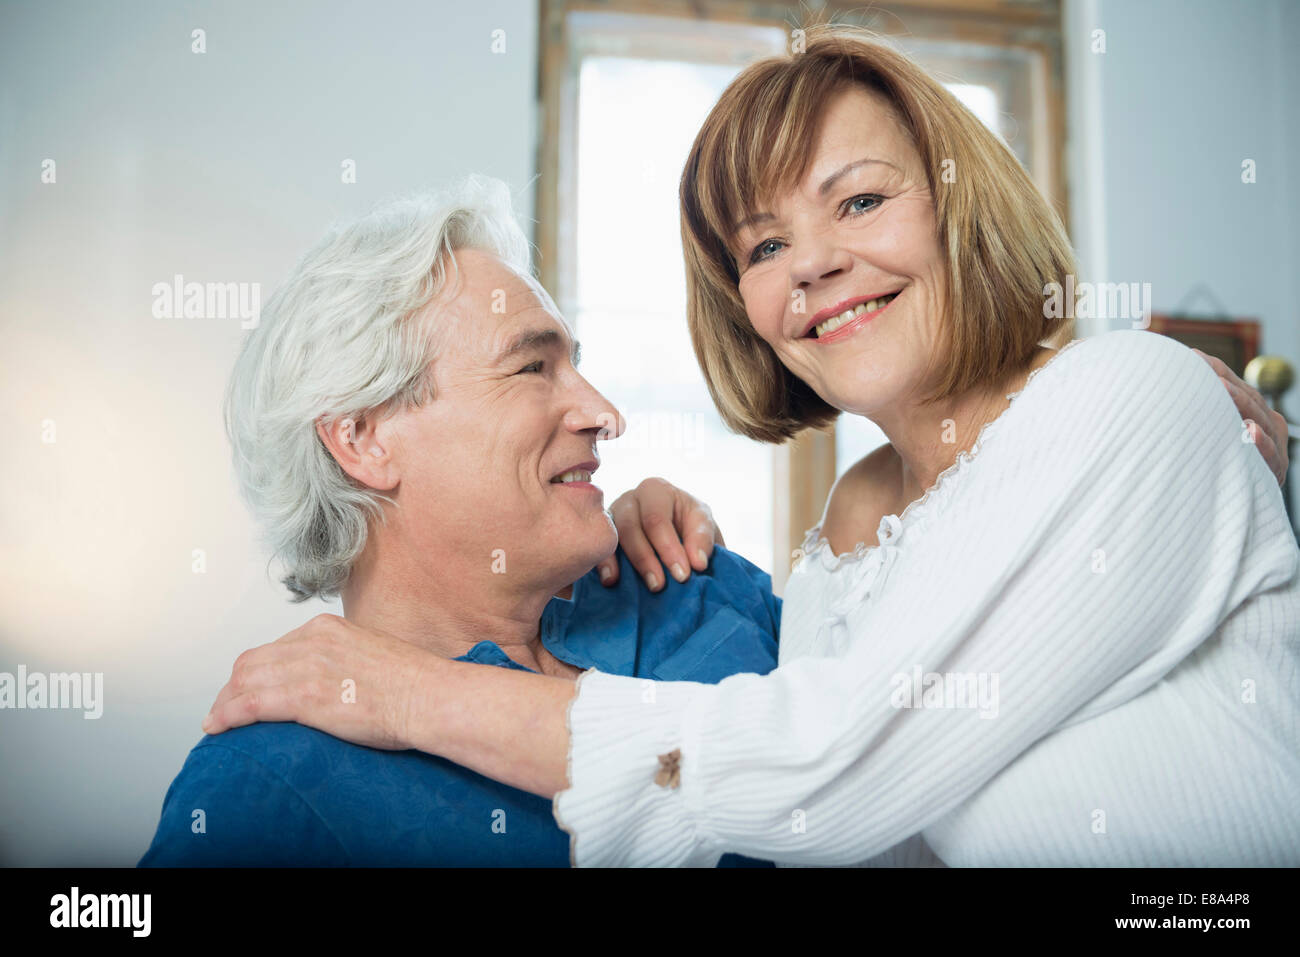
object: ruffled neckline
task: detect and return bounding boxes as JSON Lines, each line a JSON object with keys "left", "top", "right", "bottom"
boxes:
{"left": 799, "top": 339, "right": 1084, "bottom": 572}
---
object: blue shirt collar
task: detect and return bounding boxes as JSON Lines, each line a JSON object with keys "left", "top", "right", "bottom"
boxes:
{"left": 453, "top": 559, "right": 640, "bottom": 675}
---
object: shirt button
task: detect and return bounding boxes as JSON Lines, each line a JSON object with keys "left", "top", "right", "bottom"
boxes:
{"left": 655, "top": 748, "right": 682, "bottom": 789}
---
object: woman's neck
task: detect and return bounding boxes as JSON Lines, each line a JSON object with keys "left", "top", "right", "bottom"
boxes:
{"left": 873, "top": 348, "right": 1054, "bottom": 512}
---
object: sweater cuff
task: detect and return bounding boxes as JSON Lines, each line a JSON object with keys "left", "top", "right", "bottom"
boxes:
{"left": 552, "top": 668, "right": 723, "bottom": 867}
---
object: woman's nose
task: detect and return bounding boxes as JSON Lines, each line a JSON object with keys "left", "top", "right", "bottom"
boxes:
{"left": 789, "top": 231, "right": 853, "bottom": 289}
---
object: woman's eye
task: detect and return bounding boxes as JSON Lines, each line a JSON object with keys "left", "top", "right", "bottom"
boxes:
{"left": 843, "top": 194, "right": 884, "bottom": 216}
{"left": 516, "top": 360, "right": 544, "bottom": 375}
{"left": 749, "top": 239, "right": 785, "bottom": 265}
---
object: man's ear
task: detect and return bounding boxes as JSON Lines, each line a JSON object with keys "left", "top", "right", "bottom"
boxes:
{"left": 316, "top": 414, "right": 399, "bottom": 491}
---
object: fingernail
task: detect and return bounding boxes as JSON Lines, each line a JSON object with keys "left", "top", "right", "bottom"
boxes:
{"left": 671, "top": 563, "right": 687, "bottom": 583}
{"left": 647, "top": 573, "right": 661, "bottom": 591}
{"left": 201, "top": 714, "right": 214, "bottom": 733}
{"left": 695, "top": 549, "right": 708, "bottom": 566}
{"left": 598, "top": 564, "right": 614, "bottom": 583}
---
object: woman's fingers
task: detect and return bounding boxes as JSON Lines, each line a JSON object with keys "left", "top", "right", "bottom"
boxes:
{"left": 611, "top": 494, "right": 669, "bottom": 590}
{"left": 1194, "top": 349, "right": 1290, "bottom": 484}
{"left": 1266, "top": 406, "right": 1291, "bottom": 482}
{"left": 218, "top": 653, "right": 329, "bottom": 725}
{"left": 602, "top": 477, "right": 728, "bottom": 588}
{"left": 1228, "top": 384, "right": 1286, "bottom": 484}
{"left": 1250, "top": 402, "right": 1291, "bottom": 484}
{"left": 594, "top": 500, "right": 623, "bottom": 585}
{"left": 205, "top": 682, "right": 302, "bottom": 734}
{"left": 601, "top": 493, "right": 642, "bottom": 587}
{"left": 204, "top": 633, "right": 318, "bottom": 732}
{"left": 636, "top": 479, "right": 696, "bottom": 584}
{"left": 680, "top": 499, "right": 723, "bottom": 571}
{"left": 205, "top": 641, "right": 280, "bottom": 722}
{"left": 593, "top": 555, "right": 620, "bottom": 587}
{"left": 1244, "top": 418, "right": 1283, "bottom": 482}
{"left": 201, "top": 613, "right": 416, "bottom": 750}
{"left": 602, "top": 489, "right": 650, "bottom": 586}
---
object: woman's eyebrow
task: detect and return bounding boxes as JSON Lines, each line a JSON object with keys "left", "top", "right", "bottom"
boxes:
{"left": 818, "top": 157, "right": 901, "bottom": 195}
{"left": 731, "top": 157, "right": 902, "bottom": 232}
{"left": 732, "top": 211, "right": 774, "bottom": 234}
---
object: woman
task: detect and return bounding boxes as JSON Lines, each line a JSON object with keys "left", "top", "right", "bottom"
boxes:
{"left": 205, "top": 26, "right": 1299, "bottom": 866}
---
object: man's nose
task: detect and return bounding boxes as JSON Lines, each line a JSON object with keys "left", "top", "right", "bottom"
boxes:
{"left": 565, "top": 378, "right": 624, "bottom": 441}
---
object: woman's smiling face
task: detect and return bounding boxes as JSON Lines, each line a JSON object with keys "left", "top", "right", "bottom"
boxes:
{"left": 732, "top": 83, "right": 949, "bottom": 420}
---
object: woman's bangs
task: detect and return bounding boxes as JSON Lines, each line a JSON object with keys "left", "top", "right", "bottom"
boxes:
{"left": 697, "top": 67, "right": 841, "bottom": 260}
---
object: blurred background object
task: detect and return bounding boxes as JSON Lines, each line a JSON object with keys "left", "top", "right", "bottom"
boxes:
{"left": 1147, "top": 315, "right": 1259, "bottom": 376}
{"left": 1246, "top": 355, "right": 1296, "bottom": 411}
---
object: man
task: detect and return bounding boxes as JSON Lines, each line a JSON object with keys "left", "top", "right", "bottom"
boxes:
{"left": 139, "top": 179, "right": 778, "bottom": 866}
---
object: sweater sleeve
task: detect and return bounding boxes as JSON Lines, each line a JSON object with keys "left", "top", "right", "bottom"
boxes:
{"left": 552, "top": 331, "right": 1299, "bottom": 866}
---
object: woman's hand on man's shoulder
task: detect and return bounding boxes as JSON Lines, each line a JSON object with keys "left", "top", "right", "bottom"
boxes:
{"left": 1190, "top": 347, "right": 1290, "bottom": 486}
{"left": 599, "top": 477, "right": 726, "bottom": 590}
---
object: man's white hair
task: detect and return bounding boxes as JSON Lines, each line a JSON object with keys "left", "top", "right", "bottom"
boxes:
{"left": 224, "top": 175, "right": 532, "bottom": 601}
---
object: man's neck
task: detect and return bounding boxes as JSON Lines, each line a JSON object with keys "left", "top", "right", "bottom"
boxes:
{"left": 339, "top": 540, "right": 574, "bottom": 670}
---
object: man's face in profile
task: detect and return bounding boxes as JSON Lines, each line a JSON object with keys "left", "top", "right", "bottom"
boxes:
{"left": 378, "top": 248, "right": 622, "bottom": 591}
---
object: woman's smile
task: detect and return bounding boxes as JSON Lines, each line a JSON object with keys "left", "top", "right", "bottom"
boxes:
{"left": 802, "top": 288, "right": 904, "bottom": 343}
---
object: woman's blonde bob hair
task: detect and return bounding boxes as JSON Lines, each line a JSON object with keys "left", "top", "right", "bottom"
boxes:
{"left": 680, "top": 25, "right": 1077, "bottom": 443}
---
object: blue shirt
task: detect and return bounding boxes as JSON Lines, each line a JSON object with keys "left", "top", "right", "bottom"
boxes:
{"left": 138, "top": 546, "right": 780, "bottom": 867}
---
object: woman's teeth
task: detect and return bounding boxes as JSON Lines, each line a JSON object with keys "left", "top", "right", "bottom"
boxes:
{"left": 812, "top": 293, "right": 897, "bottom": 338}
{"left": 551, "top": 470, "right": 592, "bottom": 484}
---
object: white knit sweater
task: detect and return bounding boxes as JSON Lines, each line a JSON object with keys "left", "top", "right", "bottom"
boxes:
{"left": 552, "top": 330, "right": 1300, "bottom": 866}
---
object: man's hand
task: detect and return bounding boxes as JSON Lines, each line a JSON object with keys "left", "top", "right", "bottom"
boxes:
{"left": 201, "top": 613, "right": 437, "bottom": 751}
{"left": 1194, "top": 349, "right": 1290, "bottom": 486}
{"left": 597, "top": 477, "right": 725, "bottom": 590}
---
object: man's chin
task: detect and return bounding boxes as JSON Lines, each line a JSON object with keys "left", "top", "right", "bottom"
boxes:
{"left": 541, "top": 520, "right": 618, "bottom": 576}
{"left": 586, "top": 527, "right": 619, "bottom": 568}
{"left": 582, "top": 528, "right": 619, "bottom": 572}
{"left": 550, "top": 540, "right": 617, "bottom": 601}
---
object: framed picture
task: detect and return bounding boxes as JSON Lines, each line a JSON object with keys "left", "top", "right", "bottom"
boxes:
{"left": 1146, "top": 314, "right": 1260, "bottom": 377}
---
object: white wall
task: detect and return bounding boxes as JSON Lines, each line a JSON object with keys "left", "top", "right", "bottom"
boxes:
{"left": 0, "top": 0, "right": 538, "bottom": 865}
{"left": 1066, "top": 0, "right": 1298, "bottom": 358}
{"left": 1065, "top": 0, "right": 1299, "bottom": 514}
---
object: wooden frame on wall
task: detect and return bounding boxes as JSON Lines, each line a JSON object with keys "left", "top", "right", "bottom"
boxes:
{"left": 536, "top": 0, "right": 1067, "bottom": 587}
{"left": 1146, "top": 315, "right": 1261, "bottom": 377}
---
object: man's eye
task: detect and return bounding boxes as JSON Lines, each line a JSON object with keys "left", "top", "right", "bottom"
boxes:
{"left": 516, "top": 360, "right": 544, "bottom": 374}
{"left": 749, "top": 239, "right": 785, "bottom": 265}
{"left": 843, "top": 194, "right": 884, "bottom": 216}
